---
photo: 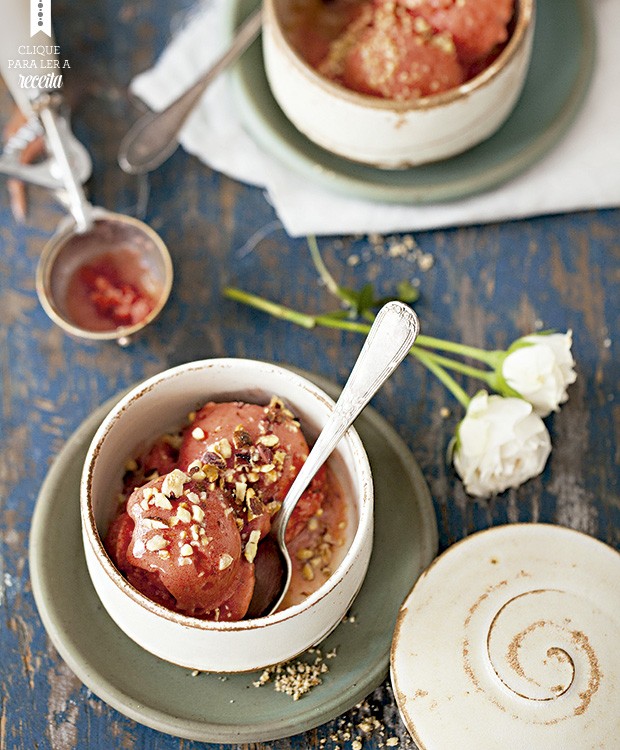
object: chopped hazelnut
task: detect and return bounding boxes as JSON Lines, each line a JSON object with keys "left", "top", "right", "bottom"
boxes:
{"left": 146, "top": 535, "right": 168, "bottom": 552}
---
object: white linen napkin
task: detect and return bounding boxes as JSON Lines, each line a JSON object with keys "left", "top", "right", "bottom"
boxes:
{"left": 131, "top": 0, "right": 620, "bottom": 238}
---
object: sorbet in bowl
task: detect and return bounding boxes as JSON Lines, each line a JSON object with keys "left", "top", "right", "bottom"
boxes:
{"left": 81, "top": 359, "right": 373, "bottom": 672}
{"left": 105, "top": 396, "right": 351, "bottom": 621}
{"left": 262, "top": 0, "right": 535, "bottom": 167}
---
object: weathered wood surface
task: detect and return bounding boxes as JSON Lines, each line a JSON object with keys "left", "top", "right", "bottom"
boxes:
{"left": 0, "top": 0, "right": 618, "bottom": 748}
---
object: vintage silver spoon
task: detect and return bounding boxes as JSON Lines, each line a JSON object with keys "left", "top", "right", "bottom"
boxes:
{"left": 118, "top": 8, "right": 262, "bottom": 175}
{"left": 247, "top": 301, "right": 420, "bottom": 618}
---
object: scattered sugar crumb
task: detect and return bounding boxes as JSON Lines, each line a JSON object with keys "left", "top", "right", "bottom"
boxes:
{"left": 345, "top": 233, "right": 434, "bottom": 273}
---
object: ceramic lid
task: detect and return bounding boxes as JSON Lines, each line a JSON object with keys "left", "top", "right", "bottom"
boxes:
{"left": 390, "top": 524, "right": 620, "bottom": 750}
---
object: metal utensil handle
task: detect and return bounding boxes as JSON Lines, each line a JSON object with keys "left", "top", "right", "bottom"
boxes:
{"left": 118, "top": 8, "right": 262, "bottom": 174}
{"left": 38, "top": 98, "right": 92, "bottom": 231}
{"left": 274, "top": 301, "right": 420, "bottom": 543}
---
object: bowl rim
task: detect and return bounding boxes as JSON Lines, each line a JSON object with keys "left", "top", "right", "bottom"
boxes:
{"left": 80, "top": 357, "right": 374, "bottom": 632}
{"left": 35, "top": 208, "right": 174, "bottom": 343}
{"left": 264, "top": 0, "right": 535, "bottom": 111}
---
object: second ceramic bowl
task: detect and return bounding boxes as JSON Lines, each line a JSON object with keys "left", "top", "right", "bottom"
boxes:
{"left": 262, "top": 0, "right": 535, "bottom": 168}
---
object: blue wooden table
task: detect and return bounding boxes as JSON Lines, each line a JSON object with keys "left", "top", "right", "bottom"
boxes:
{"left": 1, "top": 0, "right": 618, "bottom": 748}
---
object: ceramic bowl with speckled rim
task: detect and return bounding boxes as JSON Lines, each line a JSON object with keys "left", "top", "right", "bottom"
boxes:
{"left": 80, "top": 358, "right": 373, "bottom": 672}
{"left": 263, "top": 0, "right": 535, "bottom": 168}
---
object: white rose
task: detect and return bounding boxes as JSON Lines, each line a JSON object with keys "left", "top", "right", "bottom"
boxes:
{"left": 501, "top": 331, "right": 577, "bottom": 417}
{"left": 453, "top": 391, "right": 551, "bottom": 498}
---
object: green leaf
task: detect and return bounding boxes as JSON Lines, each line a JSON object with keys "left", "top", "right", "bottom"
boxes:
{"left": 395, "top": 280, "right": 420, "bottom": 303}
{"left": 356, "top": 283, "right": 376, "bottom": 315}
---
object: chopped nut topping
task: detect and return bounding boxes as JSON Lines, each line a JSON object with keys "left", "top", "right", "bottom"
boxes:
{"left": 219, "top": 553, "right": 234, "bottom": 570}
{"left": 162, "top": 469, "right": 189, "bottom": 498}
{"left": 209, "top": 438, "right": 232, "bottom": 459}
{"left": 308, "top": 517, "right": 319, "bottom": 532}
{"left": 175, "top": 506, "right": 192, "bottom": 524}
{"left": 125, "top": 458, "right": 139, "bottom": 472}
{"left": 192, "top": 504, "right": 205, "bottom": 523}
{"left": 302, "top": 563, "right": 315, "bottom": 581}
{"left": 296, "top": 548, "right": 314, "bottom": 561}
{"left": 235, "top": 481, "right": 247, "bottom": 504}
{"left": 158, "top": 550, "right": 170, "bottom": 559}
{"left": 252, "top": 650, "right": 329, "bottom": 700}
{"left": 202, "top": 464, "right": 219, "bottom": 482}
{"left": 265, "top": 500, "right": 282, "bottom": 515}
{"left": 244, "top": 529, "right": 261, "bottom": 563}
{"left": 180, "top": 543, "right": 194, "bottom": 557}
{"left": 191, "top": 426, "right": 206, "bottom": 441}
{"left": 153, "top": 491, "right": 173, "bottom": 510}
{"left": 143, "top": 487, "right": 156, "bottom": 502}
{"left": 146, "top": 535, "right": 168, "bottom": 552}
{"left": 257, "top": 433, "right": 279, "bottom": 447}
{"left": 264, "top": 469, "right": 279, "bottom": 484}
{"left": 233, "top": 424, "right": 253, "bottom": 448}
{"left": 142, "top": 518, "right": 168, "bottom": 531}
{"left": 273, "top": 449, "right": 287, "bottom": 466}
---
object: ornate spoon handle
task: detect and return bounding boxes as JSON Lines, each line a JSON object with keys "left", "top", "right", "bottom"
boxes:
{"left": 118, "top": 9, "right": 262, "bottom": 174}
{"left": 273, "top": 301, "right": 420, "bottom": 541}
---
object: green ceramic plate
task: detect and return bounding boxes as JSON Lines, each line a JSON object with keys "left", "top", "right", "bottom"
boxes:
{"left": 226, "top": 0, "right": 595, "bottom": 204}
{"left": 29, "top": 372, "right": 438, "bottom": 743}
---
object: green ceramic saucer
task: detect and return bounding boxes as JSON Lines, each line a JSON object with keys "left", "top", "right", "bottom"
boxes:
{"left": 226, "top": 0, "right": 595, "bottom": 204}
{"left": 29, "top": 372, "right": 438, "bottom": 743}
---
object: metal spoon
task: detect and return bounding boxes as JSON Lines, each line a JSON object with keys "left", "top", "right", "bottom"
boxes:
{"left": 118, "top": 8, "right": 262, "bottom": 175}
{"left": 247, "top": 301, "right": 420, "bottom": 618}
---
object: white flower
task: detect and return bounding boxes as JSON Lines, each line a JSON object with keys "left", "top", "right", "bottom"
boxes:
{"left": 501, "top": 331, "right": 577, "bottom": 417}
{"left": 453, "top": 391, "right": 551, "bottom": 498}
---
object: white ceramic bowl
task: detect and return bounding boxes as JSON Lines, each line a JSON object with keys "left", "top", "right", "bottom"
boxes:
{"left": 263, "top": 0, "right": 535, "bottom": 168}
{"left": 81, "top": 358, "right": 373, "bottom": 672}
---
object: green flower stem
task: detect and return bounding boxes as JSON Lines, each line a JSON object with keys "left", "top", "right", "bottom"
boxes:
{"left": 223, "top": 287, "right": 372, "bottom": 334}
{"left": 410, "top": 347, "right": 471, "bottom": 409}
{"left": 307, "top": 235, "right": 342, "bottom": 299}
{"left": 412, "top": 334, "right": 501, "bottom": 366}
{"left": 414, "top": 348, "right": 496, "bottom": 386}
{"left": 223, "top": 287, "right": 316, "bottom": 329}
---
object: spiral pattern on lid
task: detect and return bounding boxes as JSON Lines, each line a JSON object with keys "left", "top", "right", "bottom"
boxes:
{"left": 390, "top": 524, "right": 620, "bottom": 750}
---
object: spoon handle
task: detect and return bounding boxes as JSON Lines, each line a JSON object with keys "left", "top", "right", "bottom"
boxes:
{"left": 118, "top": 8, "right": 262, "bottom": 174}
{"left": 274, "top": 301, "right": 420, "bottom": 541}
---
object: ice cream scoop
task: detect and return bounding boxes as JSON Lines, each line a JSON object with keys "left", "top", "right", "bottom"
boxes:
{"left": 247, "top": 300, "right": 420, "bottom": 618}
